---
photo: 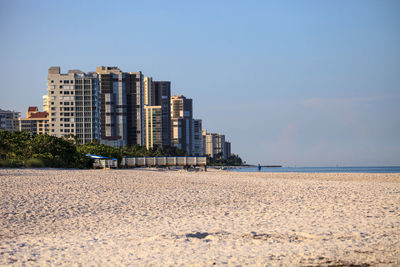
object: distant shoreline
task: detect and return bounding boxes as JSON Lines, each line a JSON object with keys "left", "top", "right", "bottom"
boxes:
{"left": 228, "top": 166, "right": 400, "bottom": 174}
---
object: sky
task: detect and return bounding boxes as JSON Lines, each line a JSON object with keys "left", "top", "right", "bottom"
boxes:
{"left": 0, "top": 0, "right": 399, "bottom": 166}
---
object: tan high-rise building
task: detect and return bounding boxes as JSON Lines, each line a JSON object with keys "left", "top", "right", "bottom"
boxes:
{"left": 18, "top": 107, "right": 49, "bottom": 135}
{"left": 96, "top": 66, "right": 144, "bottom": 147}
{"left": 171, "top": 95, "right": 193, "bottom": 154}
{"left": 202, "top": 130, "right": 229, "bottom": 159}
{"left": 42, "top": 95, "right": 50, "bottom": 113}
{"left": 144, "top": 106, "right": 162, "bottom": 149}
{"left": 170, "top": 95, "right": 203, "bottom": 155}
{"left": 47, "top": 66, "right": 101, "bottom": 144}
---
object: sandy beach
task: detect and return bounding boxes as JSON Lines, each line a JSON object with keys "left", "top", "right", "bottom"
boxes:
{"left": 0, "top": 168, "right": 399, "bottom": 266}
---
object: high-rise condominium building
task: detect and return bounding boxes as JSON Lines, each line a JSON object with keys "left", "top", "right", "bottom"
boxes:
{"left": 144, "top": 106, "right": 162, "bottom": 148}
{"left": 193, "top": 119, "right": 202, "bottom": 156}
{"left": 42, "top": 95, "right": 50, "bottom": 113}
{"left": 0, "top": 108, "right": 20, "bottom": 131}
{"left": 47, "top": 66, "right": 100, "bottom": 144}
{"left": 144, "top": 77, "right": 152, "bottom": 106}
{"left": 96, "top": 66, "right": 144, "bottom": 147}
{"left": 202, "top": 130, "right": 229, "bottom": 159}
{"left": 18, "top": 107, "right": 49, "bottom": 135}
{"left": 225, "top": 141, "right": 231, "bottom": 159}
{"left": 144, "top": 81, "right": 171, "bottom": 149}
{"left": 153, "top": 81, "right": 171, "bottom": 146}
{"left": 171, "top": 95, "right": 194, "bottom": 155}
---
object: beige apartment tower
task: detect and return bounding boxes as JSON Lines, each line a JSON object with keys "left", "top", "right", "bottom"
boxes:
{"left": 202, "top": 130, "right": 230, "bottom": 159}
{"left": 171, "top": 95, "right": 193, "bottom": 154}
{"left": 47, "top": 66, "right": 100, "bottom": 144}
{"left": 42, "top": 95, "right": 50, "bottom": 113}
{"left": 144, "top": 106, "right": 162, "bottom": 149}
{"left": 170, "top": 95, "right": 202, "bottom": 155}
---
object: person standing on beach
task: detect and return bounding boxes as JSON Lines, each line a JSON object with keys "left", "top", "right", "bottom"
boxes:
{"left": 257, "top": 164, "right": 261, "bottom": 172}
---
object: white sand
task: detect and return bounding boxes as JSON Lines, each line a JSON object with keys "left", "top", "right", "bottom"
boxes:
{"left": 0, "top": 169, "right": 399, "bottom": 266}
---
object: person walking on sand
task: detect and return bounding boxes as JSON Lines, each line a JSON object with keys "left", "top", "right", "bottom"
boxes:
{"left": 257, "top": 164, "right": 261, "bottom": 172}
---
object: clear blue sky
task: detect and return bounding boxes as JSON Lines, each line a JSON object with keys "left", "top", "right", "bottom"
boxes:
{"left": 1, "top": 0, "right": 399, "bottom": 166}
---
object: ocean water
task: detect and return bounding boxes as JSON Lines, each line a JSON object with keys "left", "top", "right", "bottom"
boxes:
{"left": 229, "top": 166, "right": 400, "bottom": 173}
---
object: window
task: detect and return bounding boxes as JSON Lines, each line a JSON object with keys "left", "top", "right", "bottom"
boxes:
{"left": 60, "top": 91, "right": 63, "bottom": 94}
{"left": 60, "top": 85, "right": 63, "bottom": 89}
{"left": 59, "top": 80, "right": 63, "bottom": 83}
{"left": 51, "top": 91, "right": 54, "bottom": 94}
{"left": 51, "top": 80, "right": 54, "bottom": 83}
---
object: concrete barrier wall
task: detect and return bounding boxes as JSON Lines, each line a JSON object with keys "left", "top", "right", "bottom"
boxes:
{"left": 93, "top": 159, "right": 118, "bottom": 169}
{"left": 121, "top": 157, "right": 206, "bottom": 168}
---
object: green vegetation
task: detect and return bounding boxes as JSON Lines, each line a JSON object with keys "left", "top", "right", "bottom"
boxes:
{"left": 207, "top": 153, "right": 243, "bottom": 166}
{"left": 0, "top": 130, "right": 187, "bottom": 169}
{"left": 0, "top": 130, "right": 93, "bottom": 168}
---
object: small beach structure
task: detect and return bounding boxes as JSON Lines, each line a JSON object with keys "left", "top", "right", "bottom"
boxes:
{"left": 121, "top": 156, "right": 207, "bottom": 170}
{"left": 86, "top": 154, "right": 118, "bottom": 169}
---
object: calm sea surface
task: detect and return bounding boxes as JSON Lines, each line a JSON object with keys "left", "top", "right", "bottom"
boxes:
{"left": 229, "top": 166, "right": 400, "bottom": 173}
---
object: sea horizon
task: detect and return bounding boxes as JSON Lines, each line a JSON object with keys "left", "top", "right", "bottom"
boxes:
{"left": 228, "top": 165, "right": 400, "bottom": 173}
